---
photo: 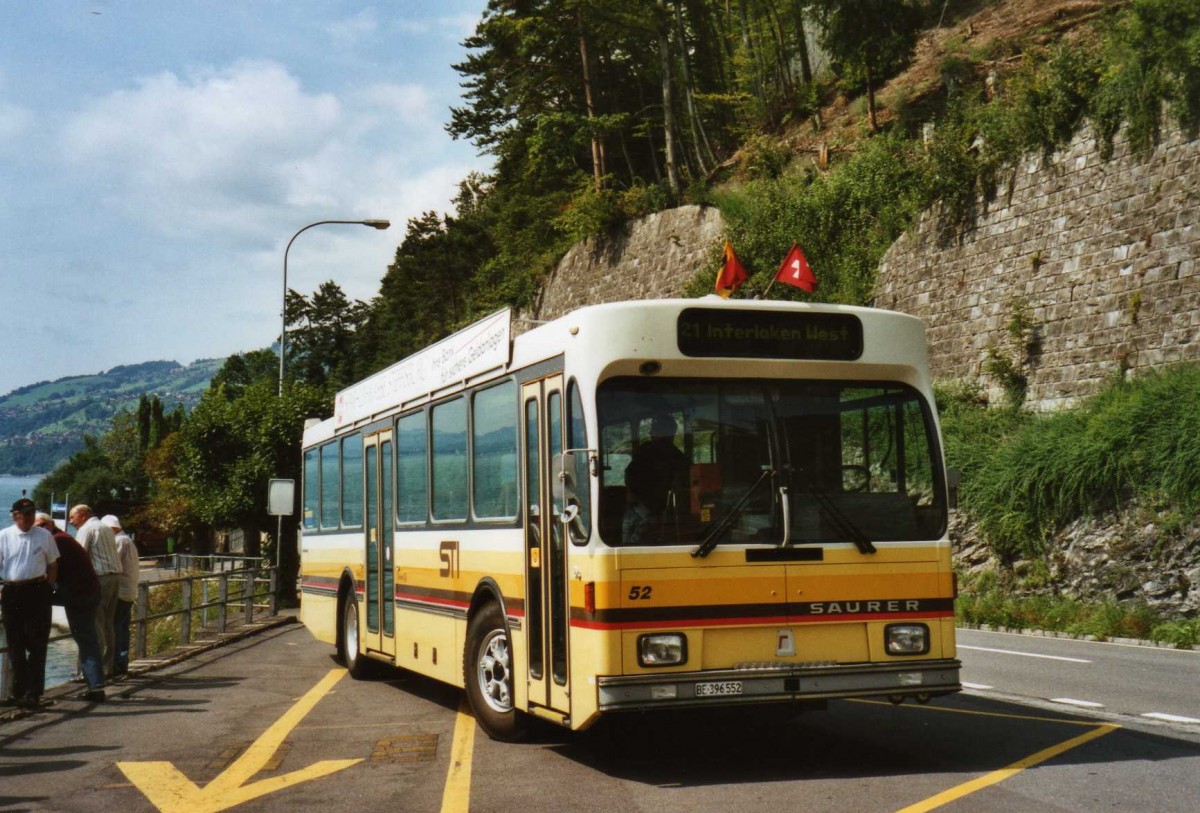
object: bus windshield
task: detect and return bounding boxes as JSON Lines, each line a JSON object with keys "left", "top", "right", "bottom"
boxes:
{"left": 597, "top": 377, "right": 945, "bottom": 548}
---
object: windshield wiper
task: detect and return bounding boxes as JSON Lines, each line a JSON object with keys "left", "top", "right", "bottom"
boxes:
{"left": 691, "top": 468, "right": 773, "bottom": 559}
{"left": 805, "top": 488, "right": 877, "bottom": 555}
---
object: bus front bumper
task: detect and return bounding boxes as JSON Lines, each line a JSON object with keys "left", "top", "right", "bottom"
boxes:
{"left": 597, "top": 659, "right": 961, "bottom": 711}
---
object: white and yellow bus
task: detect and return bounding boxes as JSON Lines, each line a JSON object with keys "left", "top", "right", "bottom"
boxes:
{"left": 299, "top": 298, "right": 960, "bottom": 740}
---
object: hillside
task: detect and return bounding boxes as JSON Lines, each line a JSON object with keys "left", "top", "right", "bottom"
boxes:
{"left": 0, "top": 358, "right": 224, "bottom": 475}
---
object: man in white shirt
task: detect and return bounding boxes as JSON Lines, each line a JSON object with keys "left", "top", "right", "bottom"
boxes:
{"left": 103, "top": 515, "right": 139, "bottom": 676}
{"left": 1, "top": 498, "right": 60, "bottom": 709}
{"left": 69, "top": 504, "right": 121, "bottom": 677}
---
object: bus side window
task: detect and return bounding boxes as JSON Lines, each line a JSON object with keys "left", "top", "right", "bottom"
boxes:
{"left": 397, "top": 411, "right": 428, "bottom": 524}
{"left": 431, "top": 398, "right": 468, "bottom": 521}
{"left": 320, "top": 441, "right": 340, "bottom": 529}
{"left": 472, "top": 381, "right": 518, "bottom": 520}
{"left": 567, "top": 381, "right": 590, "bottom": 543}
{"left": 341, "top": 434, "right": 363, "bottom": 527}
{"left": 303, "top": 448, "right": 319, "bottom": 530}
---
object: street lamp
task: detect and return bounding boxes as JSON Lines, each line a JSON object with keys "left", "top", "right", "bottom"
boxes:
{"left": 279, "top": 219, "right": 391, "bottom": 396}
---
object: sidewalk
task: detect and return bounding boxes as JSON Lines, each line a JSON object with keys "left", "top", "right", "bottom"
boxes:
{"left": 1, "top": 607, "right": 299, "bottom": 721}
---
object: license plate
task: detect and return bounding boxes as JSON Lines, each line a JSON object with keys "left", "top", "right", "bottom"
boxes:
{"left": 696, "top": 681, "right": 743, "bottom": 697}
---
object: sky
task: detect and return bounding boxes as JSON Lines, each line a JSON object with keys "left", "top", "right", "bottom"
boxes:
{"left": 0, "top": 2, "right": 490, "bottom": 397}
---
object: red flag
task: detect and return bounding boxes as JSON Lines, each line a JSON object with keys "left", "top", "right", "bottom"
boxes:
{"left": 714, "top": 240, "right": 748, "bottom": 298}
{"left": 774, "top": 243, "right": 818, "bottom": 293}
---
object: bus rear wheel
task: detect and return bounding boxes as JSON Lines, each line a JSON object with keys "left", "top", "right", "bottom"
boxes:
{"left": 341, "top": 592, "right": 369, "bottom": 679}
{"left": 465, "top": 603, "right": 525, "bottom": 741}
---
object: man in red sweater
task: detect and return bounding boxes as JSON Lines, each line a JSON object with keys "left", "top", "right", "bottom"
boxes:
{"left": 35, "top": 513, "right": 105, "bottom": 702}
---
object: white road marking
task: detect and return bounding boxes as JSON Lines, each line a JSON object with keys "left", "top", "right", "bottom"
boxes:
{"left": 961, "top": 682, "right": 994, "bottom": 690}
{"left": 959, "top": 644, "right": 1091, "bottom": 664}
{"left": 959, "top": 627, "right": 1200, "bottom": 655}
{"left": 1050, "top": 697, "right": 1105, "bottom": 708}
{"left": 1141, "top": 712, "right": 1200, "bottom": 724}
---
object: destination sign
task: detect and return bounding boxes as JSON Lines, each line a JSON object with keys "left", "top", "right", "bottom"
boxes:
{"left": 677, "top": 308, "right": 863, "bottom": 360}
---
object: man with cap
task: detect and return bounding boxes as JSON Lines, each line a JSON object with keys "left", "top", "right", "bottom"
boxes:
{"left": 103, "top": 514, "right": 138, "bottom": 676}
{"left": 69, "top": 504, "right": 121, "bottom": 677}
{"left": 0, "top": 498, "right": 60, "bottom": 709}
{"left": 36, "top": 513, "right": 105, "bottom": 702}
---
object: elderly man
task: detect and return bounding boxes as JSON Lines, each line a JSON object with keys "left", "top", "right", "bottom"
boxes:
{"left": 0, "top": 499, "right": 59, "bottom": 709}
{"left": 69, "top": 504, "right": 121, "bottom": 678}
{"left": 36, "top": 513, "right": 105, "bottom": 701}
{"left": 103, "top": 515, "right": 139, "bottom": 676}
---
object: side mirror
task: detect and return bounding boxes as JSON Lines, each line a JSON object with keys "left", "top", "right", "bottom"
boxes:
{"left": 552, "top": 452, "right": 576, "bottom": 503}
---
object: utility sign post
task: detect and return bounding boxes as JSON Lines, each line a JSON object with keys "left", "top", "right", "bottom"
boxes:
{"left": 268, "top": 479, "right": 295, "bottom": 571}
{"left": 268, "top": 479, "right": 295, "bottom": 517}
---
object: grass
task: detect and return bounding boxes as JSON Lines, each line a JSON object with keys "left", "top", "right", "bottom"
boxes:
{"left": 941, "top": 364, "right": 1200, "bottom": 561}
{"left": 140, "top": 570, "right": 265, "bottom": 657}
{"left": 956, "top": 571, "right": 1199, "bottom": 647}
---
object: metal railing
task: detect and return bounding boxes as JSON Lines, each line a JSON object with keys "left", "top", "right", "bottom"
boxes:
{"left": 133, "top": 565, "right": 277, "bottom": 659}
{"left": 147, "top": 553, "right": 264, "bottom": 574}
{"left": 1, "top": 564, "right": 278, "bottom": 697}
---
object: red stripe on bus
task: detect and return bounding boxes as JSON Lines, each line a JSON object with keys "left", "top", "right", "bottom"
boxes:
{"left": 570, "top": 610, "right": 953, "bottom": 631}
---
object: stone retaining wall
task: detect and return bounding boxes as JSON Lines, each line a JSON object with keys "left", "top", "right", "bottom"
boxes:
{"left": 531, "top": 205, "right": 724, "bottom": 322}
{"left": 875, "top": 124, "right": 1200, "bottom": 410}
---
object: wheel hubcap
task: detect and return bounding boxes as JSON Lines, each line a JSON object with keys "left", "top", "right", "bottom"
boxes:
{"left": 477, "top": 629, "right": 512, "bottom": 713}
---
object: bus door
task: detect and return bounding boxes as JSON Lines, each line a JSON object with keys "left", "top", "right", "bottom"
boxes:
{"left": 522, "top": 375, "right": 571, "bottom": 716}
{"left": 363, "top": 430, "right": 396, "bottom": 659}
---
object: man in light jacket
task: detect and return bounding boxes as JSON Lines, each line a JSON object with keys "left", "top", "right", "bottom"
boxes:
{"left": 70, "top": 505, "right": 121, "bottom": 677}
{"left": 103, "top": 514, "right": 139, "bottom": 676}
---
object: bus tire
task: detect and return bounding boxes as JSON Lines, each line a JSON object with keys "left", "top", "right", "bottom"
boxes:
{"left": 341, "top": 591, "right": 369, "bottom": 680}
{"left": 464, "top": 603, "right": 525, "bottom": 741}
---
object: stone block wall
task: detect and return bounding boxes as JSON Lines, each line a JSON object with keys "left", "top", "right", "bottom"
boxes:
{"left": 531, "top": 205, "right": 724, "bottom": 323}
{"left": 875, "top": 124, "right": 1200, "bottom": 410}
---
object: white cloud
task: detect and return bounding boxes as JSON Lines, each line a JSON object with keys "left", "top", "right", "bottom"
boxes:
{"left": 55, "top": 60, "right": 465, "bottom": 254}
{"left": 397, "top": 14, "right": 478, "bottom": 40}
{"left": 357, "top": 82, "right": 433, "bottom": 120}
{"left": 439, "top": 14, "right": 481, "bottom": 40}
{"left": 327, "top": 8, "right": 379, "bottom": 47}
{"left": 0, "top": 100, "right": 33, "bottom": 142}
{"left": 0, "top": 69, "right": 33, "bottom": 142}
{"left": 61, "top": 61, "right": 342, "bottom": 241}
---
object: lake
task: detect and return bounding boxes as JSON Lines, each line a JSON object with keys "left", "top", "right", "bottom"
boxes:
{"left": 0, "top": 473, "right": 43, "bottom": 512}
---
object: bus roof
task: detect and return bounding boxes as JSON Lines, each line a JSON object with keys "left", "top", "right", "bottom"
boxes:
{"left": 304, "top": 297, "right": 928, "bottom": 447}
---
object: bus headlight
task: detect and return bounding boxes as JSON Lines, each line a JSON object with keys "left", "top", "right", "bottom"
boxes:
{"left": 885, "top": 623, "right": 929, "bottom": 655}
{"left": 638, "top": 633, "right": 688, "bottom": 667}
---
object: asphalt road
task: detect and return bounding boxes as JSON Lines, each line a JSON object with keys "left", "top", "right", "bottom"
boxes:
{"left": 958, "top": 628, "right": 1200, "bottom": 726}
{"left": 1, "top": 623, "right": 1198, "bottom": 812}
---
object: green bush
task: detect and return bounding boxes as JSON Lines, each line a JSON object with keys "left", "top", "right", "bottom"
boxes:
{"left": 712, "top": 131, "right": 927, "bottom": 304}
{"left": 943, "top": 363, "right": 1200, "bottom": 560}
{"left": 957, "top": 572, "right": 1193, "bottom": 645}
{"left": 1150, "top": 618, "right": 1200, "bottom": 648}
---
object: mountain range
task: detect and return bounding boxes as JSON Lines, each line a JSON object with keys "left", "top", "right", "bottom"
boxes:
{"left": 0, "top": 358, "right": 224, "bottom": 475}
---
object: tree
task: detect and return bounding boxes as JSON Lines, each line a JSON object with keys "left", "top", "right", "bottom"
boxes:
{"left": 351, "top": 206, "right": 497, "bottom": 380}
{"left": 175, "top": 379, "right": 330, "bottom": 601}
{"left": 210, "top": 349, "right": 280, "bottom": 400}
{"left": 32, "top": 435, "right": 121, "bottom": 515}
{"left": 131, "top": 431, "right": 199, "bottom": 551}
{"left": 284, "top": 281, "right": 369, "bottom": 390}
{"left": 809, "top": 0, "right": 924, "bottom": 130}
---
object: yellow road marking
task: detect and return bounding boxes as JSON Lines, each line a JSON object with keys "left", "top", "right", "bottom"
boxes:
{"left": 894, "top": 724, "right": 1120, "bottom": 813}
{"left": 850, "top": 698, "right": 1106, "bottom": 726}
{"left": 439, "top": 699, "right": 477, "bottom": 813}
{"left": 118, "top": 668, "right": 361, "bottom": 813}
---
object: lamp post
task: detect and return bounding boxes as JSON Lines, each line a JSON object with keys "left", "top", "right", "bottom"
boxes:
{"left": 279, "top": 218, "right": 391, "bottom": 396}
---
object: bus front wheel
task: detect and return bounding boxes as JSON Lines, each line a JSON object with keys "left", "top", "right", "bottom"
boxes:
{"left": 464, "top": 603, "right": 526, "bottom": 741}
